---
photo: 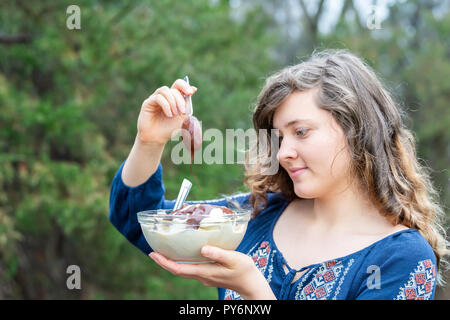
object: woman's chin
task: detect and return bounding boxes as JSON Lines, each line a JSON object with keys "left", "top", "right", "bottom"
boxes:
{"left": 293, "top": 185, "right": 316, "bottom": 199}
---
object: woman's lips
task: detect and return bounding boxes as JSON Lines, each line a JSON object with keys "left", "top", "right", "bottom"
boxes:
{"left": 288, "top": 167, "right": 308, "bottom": 178}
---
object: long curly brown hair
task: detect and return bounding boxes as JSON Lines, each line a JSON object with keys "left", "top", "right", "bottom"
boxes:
{"left": 244, "top": 49, "right": 449, "bottom": 285}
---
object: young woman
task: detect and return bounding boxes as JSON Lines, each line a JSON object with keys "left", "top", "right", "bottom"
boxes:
{"left": 109, "top": 49, "right": 449, "bottom": 300}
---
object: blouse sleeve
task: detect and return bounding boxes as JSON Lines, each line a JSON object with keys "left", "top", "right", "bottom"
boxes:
{"left": 108, "top": 161, "right": 251, "bottom": 255}
{"left": 354, "top": 231, "right": 437, "bottom": 300}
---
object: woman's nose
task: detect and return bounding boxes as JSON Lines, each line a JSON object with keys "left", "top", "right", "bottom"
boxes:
{"left": 276, "top": 138, "right": 298, "bottom": 162}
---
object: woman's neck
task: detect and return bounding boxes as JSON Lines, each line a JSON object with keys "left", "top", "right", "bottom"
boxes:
{"left": 305, "top": 183, "right": 393, "bottom": 234}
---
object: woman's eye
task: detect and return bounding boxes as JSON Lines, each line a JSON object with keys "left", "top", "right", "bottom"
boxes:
{"left": 296, "top": 128, "right": 309, "bottom": 137}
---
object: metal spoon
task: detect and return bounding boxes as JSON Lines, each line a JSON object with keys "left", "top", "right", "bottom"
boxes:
{"left": 173, "top": 178, "right": 192, "bottom": 210}
{"left": 183, "top": 75, "right": 193, "bottom": 116}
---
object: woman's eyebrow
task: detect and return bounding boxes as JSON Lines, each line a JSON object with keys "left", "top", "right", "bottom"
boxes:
{"left": 273, "top": 118, "right": 313, "bottom": 130}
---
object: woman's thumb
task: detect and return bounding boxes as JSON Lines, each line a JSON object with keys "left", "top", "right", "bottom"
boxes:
{"left": 201, "top": 246, "right": 235, "bottom": 267}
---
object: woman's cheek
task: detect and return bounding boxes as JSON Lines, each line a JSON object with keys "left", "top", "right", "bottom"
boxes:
{"left": 293, "top": 140, "right": 337, "bottom": 198}
{"left": 309, "top": 134, "right": 341, "bottom": 174}
{"left": 312, "top": 134, "right": 353, "bottom": 195}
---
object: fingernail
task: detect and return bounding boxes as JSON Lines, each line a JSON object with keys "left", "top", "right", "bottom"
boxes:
{"left": 202, "top": 246, "right": 211, "bottom": 255}
{"left": 150, "top": 253, "right": 160, "bottom": 262}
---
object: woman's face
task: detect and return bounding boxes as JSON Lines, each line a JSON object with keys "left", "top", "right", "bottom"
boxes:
{"left": 272, "top": 89, "right": 353, "bottom": 199}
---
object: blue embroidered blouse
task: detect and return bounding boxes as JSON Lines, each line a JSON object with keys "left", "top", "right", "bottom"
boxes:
{"left": 109, "top": 162, "right": 438, "bottom": 300}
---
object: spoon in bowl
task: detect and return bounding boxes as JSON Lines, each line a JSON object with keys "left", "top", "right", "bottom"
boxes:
{"left": 173, "top": 178, "right": 192, "bottom": 211}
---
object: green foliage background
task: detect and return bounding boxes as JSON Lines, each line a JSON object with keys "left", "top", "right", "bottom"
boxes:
{"left": 0, "top": 0, "right": 448, "bottom": 299}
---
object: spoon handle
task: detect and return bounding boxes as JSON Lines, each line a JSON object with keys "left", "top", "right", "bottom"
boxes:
{"left": 183, "top": 75, "right": 193, "bottom": 116}
{"left": 173, "top": 178, "right": 193, "bottom": 210}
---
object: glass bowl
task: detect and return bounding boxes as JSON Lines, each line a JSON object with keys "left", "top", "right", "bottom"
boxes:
{"left": 137, "top": 207, "right": 252, "bottom": 263}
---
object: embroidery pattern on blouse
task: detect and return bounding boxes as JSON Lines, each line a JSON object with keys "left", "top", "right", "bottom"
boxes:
{"left": 394, "top": 259, "right": 436, "bottom": 300}
{"left": 294, "top": 268, "right": 316, "bottom": 300}
{"left": 332, "top": 258, "right": 355, "bottom": 300}
{"left": 296, "top": 259, "right": 349, "bottom": 300}
{"left": 224, "top": 240, "right": 275, "bottom": 300}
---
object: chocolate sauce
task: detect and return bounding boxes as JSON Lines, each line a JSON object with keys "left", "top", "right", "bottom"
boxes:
{"left": 181, "top": 115, "right": 202, "bottom": 188}
{"left": 170, "top": 203, "right": 234, "bottom": 229}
